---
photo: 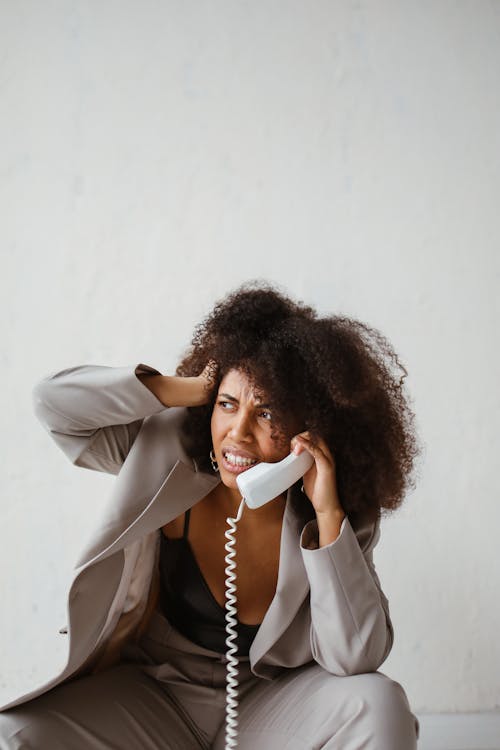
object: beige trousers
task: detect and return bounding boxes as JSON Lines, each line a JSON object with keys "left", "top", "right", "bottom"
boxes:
{"left": 0, "top": 608, "right": 420, "bottom": 749}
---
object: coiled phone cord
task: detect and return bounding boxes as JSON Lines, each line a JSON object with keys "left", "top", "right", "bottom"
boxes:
{"left": 223, "top": 496, "right": 246, "bottom": 749}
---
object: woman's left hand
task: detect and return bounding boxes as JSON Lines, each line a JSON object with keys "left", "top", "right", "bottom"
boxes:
{"left": 290, "top": 432, "right": 345, "bottom": 518}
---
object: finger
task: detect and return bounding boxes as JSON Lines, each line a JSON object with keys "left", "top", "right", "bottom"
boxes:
{"left": 292, "top": 435, "right": 321, "bottom": 458}
{"left": 200, "top": 360, "right": 218, "bottom": 382}
{"left": 314, "top": 440, "right": 335, "bottom": 466}
{"left": 313, "top": 437, "right": 335, "bottom": 463}
{"left": 291, "top": 434, "right": 309, "bottom": 453}
{"left": 301, "top": 433, "right": 334, "bottom": 461}
{"left": 294, "top": 435, "right": 335, "bottom": 466}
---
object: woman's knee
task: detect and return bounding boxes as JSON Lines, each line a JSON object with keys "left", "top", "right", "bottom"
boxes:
{"left": 0, "top": 711, "right": 15, "bottom": 749}
{"left": 351, "top": 672, "right": 419, "bottom": 748}
{"left": 0, "top": 665, "right": 141, "bottom": 749}
{"left": 0, "top": 707, "right": 43, "bottom": 750}
{"left": 233, "top": 664, "right": 419, "bottom": 749}
{"left": 299, "top": 669, "right": 418, "bottom": 749}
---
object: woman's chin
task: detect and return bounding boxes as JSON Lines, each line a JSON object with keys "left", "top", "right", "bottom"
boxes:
{"left": 219, "top": 470, "right": 244, "bottom": 488}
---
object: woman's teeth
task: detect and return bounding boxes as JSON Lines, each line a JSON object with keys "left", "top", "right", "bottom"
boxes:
{"left": 224, "top": 452, "right": 258, "bottom": 467}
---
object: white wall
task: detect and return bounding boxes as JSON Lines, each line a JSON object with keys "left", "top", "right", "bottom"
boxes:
{"left": 1, "top": 0, "right": 499, "bottom": 713}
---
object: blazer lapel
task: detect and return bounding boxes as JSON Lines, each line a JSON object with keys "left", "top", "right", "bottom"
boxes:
{"left": 249, "top": 484, "right": 310, "bottom": 666}
{"left": 75, "top": 459, "right": 220, "bottom": 570}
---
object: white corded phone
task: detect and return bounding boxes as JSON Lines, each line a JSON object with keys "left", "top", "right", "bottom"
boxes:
{"left": 222, "top": 449, "right": 314, "bottom": 749}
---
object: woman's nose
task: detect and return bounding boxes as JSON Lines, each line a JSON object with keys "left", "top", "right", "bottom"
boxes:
{"left": 228, "top": 411, "right": 253, "bottom": 440}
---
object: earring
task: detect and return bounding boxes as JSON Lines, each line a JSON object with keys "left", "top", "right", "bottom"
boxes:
{"left": 210, "top": 448, "right": 219, "bottom": 473}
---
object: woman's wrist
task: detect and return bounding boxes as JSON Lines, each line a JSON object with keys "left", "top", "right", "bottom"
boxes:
{"left": 137, "top": 373, "right": 209, "bottom": 408}
{"left": 165, "top": 374, "right": 211, "bottom": 407}
{"left": 316, "top": 508, "right": 346, "bottom": 547}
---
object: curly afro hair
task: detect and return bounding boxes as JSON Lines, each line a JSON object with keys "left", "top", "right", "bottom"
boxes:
{"left": 175, "top": 279, "right": 421, "bottom": 529}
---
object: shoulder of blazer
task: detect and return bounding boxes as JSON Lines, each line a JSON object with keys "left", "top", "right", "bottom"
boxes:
{"left": 132, "top": 404, "right": 196, "bottom": 471}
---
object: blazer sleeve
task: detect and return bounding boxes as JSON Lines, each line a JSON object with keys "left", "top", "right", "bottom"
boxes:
{"left": 299, "top": 513, "right": 394, "bottom": 676}
{"left": 32, "top": 363, "right": 168, "bottom": 475}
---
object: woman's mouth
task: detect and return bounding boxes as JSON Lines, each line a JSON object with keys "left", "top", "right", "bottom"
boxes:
{"left": 221, "top": 451, "right": 259, "bottom": 474}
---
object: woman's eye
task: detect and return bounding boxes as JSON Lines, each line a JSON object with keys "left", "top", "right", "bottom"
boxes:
{"left": 218, "top": 401, "right": 272, "bottom": 421}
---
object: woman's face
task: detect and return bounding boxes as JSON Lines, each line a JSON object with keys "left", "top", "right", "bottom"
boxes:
{"left": 210, "top": 368, "right": 293, "bottom": 490}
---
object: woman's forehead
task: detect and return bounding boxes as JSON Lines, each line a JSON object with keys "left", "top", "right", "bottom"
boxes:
{"left": 218, "top": 368, "right": 266, "bottom": 399}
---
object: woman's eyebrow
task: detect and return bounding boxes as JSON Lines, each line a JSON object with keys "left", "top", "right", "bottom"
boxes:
{"left": 218, "top": 392, "right": 271, "bottom": 408}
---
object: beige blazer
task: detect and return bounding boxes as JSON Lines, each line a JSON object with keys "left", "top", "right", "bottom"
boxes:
{"left": 0, "top": 363, "right": 393, "bottom": 712}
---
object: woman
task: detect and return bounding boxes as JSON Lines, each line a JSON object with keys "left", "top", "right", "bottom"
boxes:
{"left": 0, "top": 280, "right": 421, "bottom": 749}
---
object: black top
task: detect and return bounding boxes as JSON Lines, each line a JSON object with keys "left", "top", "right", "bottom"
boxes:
{"left": 158, "top": 508, "right": 261, "bottom": 657}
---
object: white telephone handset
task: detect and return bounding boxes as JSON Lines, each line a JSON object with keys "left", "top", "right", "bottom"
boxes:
{"left": 235, "top": 449, "right": 315, "bottom": 507}
{"left": 222, "top": 449, "right": 315, "bottom": 749}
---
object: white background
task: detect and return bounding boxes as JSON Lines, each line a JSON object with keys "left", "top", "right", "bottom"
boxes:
{"left": 1, "top": 0, "right": 499, "bottom": 713}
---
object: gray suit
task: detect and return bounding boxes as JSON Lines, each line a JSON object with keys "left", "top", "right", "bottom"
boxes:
{"left": 0, "top": 363, "right": 420, "bottom": 748}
